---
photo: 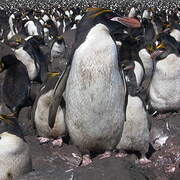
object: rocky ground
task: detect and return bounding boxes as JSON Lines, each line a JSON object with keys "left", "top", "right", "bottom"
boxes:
{"left": 16, "top": 113, "right": 179, "bottom": 180}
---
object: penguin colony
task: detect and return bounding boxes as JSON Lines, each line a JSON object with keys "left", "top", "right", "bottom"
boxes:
{"left": 0, "top": 0, "right": 180, "bottom": 178}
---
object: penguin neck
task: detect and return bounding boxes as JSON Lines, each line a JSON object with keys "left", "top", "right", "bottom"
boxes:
{"left": 73, "top": 23, "right": 118, "bottom": 68}
{"left": 85, "top": 24, "right": 110, "bottom": 42}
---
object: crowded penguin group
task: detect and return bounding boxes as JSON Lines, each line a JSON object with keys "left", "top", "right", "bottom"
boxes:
{"left": 0, "top": 0, "right": 180, "bottom": 179}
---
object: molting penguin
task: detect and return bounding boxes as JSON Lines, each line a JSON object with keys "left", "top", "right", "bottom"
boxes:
{"left": 116, "top": 61, "right": 151, "bottom": 164}
{"left": 49, "top": 36, "right": 67, "bottom": 72}
{"left": 0, "top": 55, "right": 31, "bottom": 116}
{"left": 49, "top": 8, "right": 141, "bottom": 166}
{"left": 0, "top": 114, "right": 32, "bottom": 180}
{"left": 32, "top": 72, "right": 66, "bottom": 146}
{"left": 149, "top": 33, "right": 180, "bottom": 112}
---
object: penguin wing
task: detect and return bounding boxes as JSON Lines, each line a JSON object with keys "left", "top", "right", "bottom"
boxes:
{"left": 48, "top": 65, "right": 70, "bottom": 128}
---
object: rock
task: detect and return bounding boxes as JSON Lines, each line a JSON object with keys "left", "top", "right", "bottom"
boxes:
{"left": 18, "top": 107, "right": 35, "bottom": 136}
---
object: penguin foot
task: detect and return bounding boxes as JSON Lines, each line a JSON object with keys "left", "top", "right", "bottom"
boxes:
{"left": 139, "top": 157, "right": 151, "bottom": 165}
{"left": 81, "top": 154, "right": 92, "bottom": 166}
{"left": 52, "top": 138, "right": 63, "bottom": 147}
{"left": 154, "top": 113, "right": 171, "bottom": 120}
{"left": 165, "top": 165, "right": 176, "bottom": 173}
{"left": 38, "top": 137, "right": 50, "bottom": 144}
{"left": 99, "top": 151, "right": 112, "bottom": 159}
{"left": 115, "top": 152, "right": 127, "bottom": 158}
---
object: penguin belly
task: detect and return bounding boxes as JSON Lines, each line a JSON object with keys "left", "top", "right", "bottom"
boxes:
{"left": 65, "top": 25, "right": 125, "bottom": 153}
{"left": 149, "top": 54, "right": 180, "bottom": 111}
{"left": 50, "top": 42, "right": 66, "bottom": 62}
{"left": 117, "top": 95, "right": 149, "bottom": 154}
{"left": 34, "top": 90, "right": 65, "bottom": 138}
{"left": 134, "top": 61, "right": 144, "bottom": 86}
{"left": 170, "top": 29, "right": 180, "bottom": 42}
{"left": 0, "top": 132, "right": 32, "bottom": 180}
{"left": 139, "top": 49, "right": 153, "bottom": 81}
{"left": 15, "top": 47, "right": 38, "bottom": 80}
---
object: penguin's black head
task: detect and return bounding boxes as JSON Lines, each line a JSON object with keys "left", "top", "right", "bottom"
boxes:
{"left": 83, "top": 8, "right": 141, "bottom": 34}
{"left": 7, "top": 35, "right": 25, "bottom": 48}
{"left": 0, "top": 55, "right": 19, "bottom": 72}
{"left": 27, "top": 35, "right": 45, "bottom": 47}
{"left": 56, "top": 36, "right": 65, "bottom": 45}
{"left": 151, "top": 33, "right": 179, "bottom": 60}
{"left": 0, "top": 114, "right": 24, "bottom": 139}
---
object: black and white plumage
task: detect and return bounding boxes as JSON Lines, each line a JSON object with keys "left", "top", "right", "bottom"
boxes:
{"left": 149, "top": 33, "right": 180, "bottom": 112}
{"left": 48, "top": 8, "right": 141, "bottom": 165}
{"left": 14, "top": 36, "right": 48, "bottom": 83}
{"left": 0, "top": 55, "right": 31, "bottom": 115}
{"left": 0, "top": 114, "right": 32, "bottom": 180}
{"left": 32, "top": 73, "right": 66, "bottom": 145}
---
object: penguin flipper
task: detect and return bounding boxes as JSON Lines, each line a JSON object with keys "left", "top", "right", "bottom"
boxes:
{"left": 48, "top": 65, "right": 70, "bottom": 128}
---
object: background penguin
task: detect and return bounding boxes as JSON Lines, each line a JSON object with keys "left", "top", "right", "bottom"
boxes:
{"left": 32, "top": 72, "right": 66, "bottom": 146}
{"left": 116, "top": 61, "right": 151, "bottom": 164}
{"left": 149, "top": 33, "right": 180, "bottom": 112}
{"left": 44, "top": 19, "right": 59, "bottom": 39}
{"left": 14, "top": 36, "right": 48, "bottom": 83}
{"left": 0, "top": 55, "right": 31, "bottom": 116}
{"left": 49, "top": 36, "right": 67, "bottom": 72}
{"left": 50, "top": 8, "right": 141, "bottom": 166}
{"left": 0, "top": 114, "right": 32, "bottom": 180}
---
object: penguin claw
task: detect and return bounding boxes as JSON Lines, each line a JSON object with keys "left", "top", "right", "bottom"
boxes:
{"left": 115, "top": 152, "right": 127, "bottom": 158}
{"left": 139, "top": 157, "right": 151, "bottom": 165}
{"left": 99, "top": 151, "right": 112, "bottom": 159}
{"left": 81, "top": 155, "right": 92, "bottom": 166}
{"left": 38, "top": 137, "right": 50, "bottom": 144}
{"left": 52, "top": 138, "right": 63, "bottom": 147}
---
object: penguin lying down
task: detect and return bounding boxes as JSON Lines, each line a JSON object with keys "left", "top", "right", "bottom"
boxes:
{"left": 0, "top": 114, "right": 32, "bottom": 180}
{"left": 48, "top": 8, "right": 141, "bottom": 166}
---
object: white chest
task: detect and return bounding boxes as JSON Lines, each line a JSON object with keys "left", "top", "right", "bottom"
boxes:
{"left": 139, "top": 48, "right": 153, "bottom": 78}
{"left": 15, "top": 47, "right": 38, "bottom": 80}
{"left": 134, "top": 61, "right": 144, "bottom": 87}
{"left": 170, "top": 29, "right": 180, "bottom": 42}
{"left": 24, "top": 21, "right": 38, "bottom": 36}
{"left": 149, "top": 54, "right": 180, "bottom": 110}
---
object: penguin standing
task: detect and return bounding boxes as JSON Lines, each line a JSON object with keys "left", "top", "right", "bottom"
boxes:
{"left": 14, "top": 36, "right": 48, "bottom": 83}
{"left": 49, "top": 36, "right": 67, "bottom": 72}
{"left": 0, "top": 114, "right": 32, "bottom": 180}
{"left": 149, "top": 33, "right": 180, "bottom": 112}
{"left": 0, "top": 55, "right": 31, "bottom": 116}
{"left": 49, "top": 8, "right": 141, "bottom": 166}
{"left": 32, "top": 73, "right": 66, "bottom": 146}
{"left": 116, "top": 61, "right": 151, "bottom": 164}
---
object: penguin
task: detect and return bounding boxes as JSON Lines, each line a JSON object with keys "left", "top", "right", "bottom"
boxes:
{"left": 24, "top": 19, "right": 44, "bottom": 37}
{"left": 49, "top": 36, "right": 67, "bottom": 72}
{"left": 14, "top": 36, "right": 48, "bottom": 83}
{"left": 149, "top": 33, "right": 180, "bottom": 112}
{"left": 168, "top": 12, "right": 180, "bottom": 42}
{"left": 116, "top": 61, "right": 151, "bottom": 164}
{"left": 0, "top": 55, "right": 31, "bottom": 116}
{"left": 32, "top": 72, "right": 66, "bottom": 146}
{"left": 0, "top": 114, "right": 32, "bottom": 180}
{"left": 44, "top": 19, "right": 59, "bottom": 39}
{"left": 48, "top": 8, "right": 141, "bottom": 166}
